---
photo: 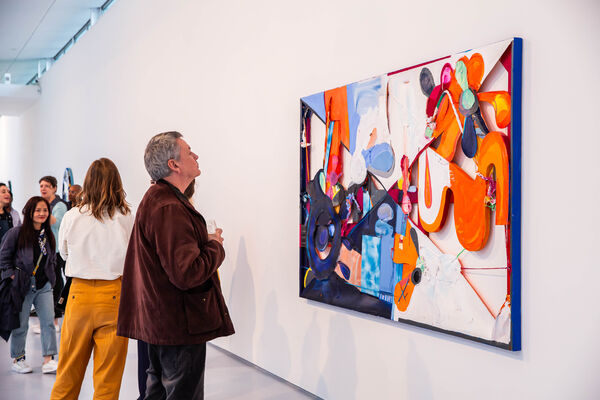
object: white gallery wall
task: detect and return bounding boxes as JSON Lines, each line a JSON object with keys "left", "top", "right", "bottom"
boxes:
{"left": 1, "top": 0, "right": 599, "bottom": 398}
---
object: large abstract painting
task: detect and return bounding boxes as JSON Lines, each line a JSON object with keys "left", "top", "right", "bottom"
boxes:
{"left": 299, "top": 38, "right": 522, "bottom": 350}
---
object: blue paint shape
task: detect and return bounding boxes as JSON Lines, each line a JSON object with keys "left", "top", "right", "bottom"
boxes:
{"left": 301, "top": 92, "right": 326, "bottom": 123}
{"left": 360, "top": 235, "right": 381, "bottom": 297}
{"left": 375, "top": 219, "right": 393, "bottom": 237}
{"left": 378, "top": 231, "right": 395, "bottom": 299}
{"left": 462, "top": 115, "right": 478, "bottom": 158}
{"left": 338, "top": 262, "right": 351, "bottom": 280}
{"left": 395, "top": 204, "right": 407, "bottom": 234}
{"left": 393, "top": 263, "right": 403, "bottom": 286}
{"left": 362, "top": 143, "right": 395, "bottom": 176}
{"left": 347, "top": 77, "right": 383, "bottom": 154}
{"left": 328, "top": 224, "right": 335, "bottom": 237}
{"left": 362, "top": 189, "right": 371, "bottom": 216}
{"left": 377, "top": 202, "right": 394, "bottom": 222}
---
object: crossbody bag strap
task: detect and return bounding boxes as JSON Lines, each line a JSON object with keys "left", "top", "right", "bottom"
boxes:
{"left": 32, "top": 252, "right": 44, "bottom": 276}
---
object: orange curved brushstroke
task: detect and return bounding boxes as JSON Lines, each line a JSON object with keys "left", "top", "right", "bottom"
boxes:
{"left": 466, "top": 53, "right": 484, "bottom": 91}
{"left": 475, "top": 132, "right": 510, "bottom": 225}
{"left": 449, "top": 163, "right": 490, "bottom": 251}
{"left": 419, "top": 185, "right": 450, "bottom": 232}
{"left": 478, "top": 91, "right": 511, "bottom": 129}
{"left": 424, "top": 151, "right": 432, "bottom": 208}
{"left": 448, "top": 71, "right": 464, "bottom": 101}
{"left": 433, "top": 118, "right": 462, "bottom": 161}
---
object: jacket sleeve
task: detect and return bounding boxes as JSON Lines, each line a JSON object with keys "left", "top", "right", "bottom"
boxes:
{"left": 0, "top": 227, "right": 19, "bottom": 280}
{"left": 152, "top": 204, "right": 225, "bottom": 291}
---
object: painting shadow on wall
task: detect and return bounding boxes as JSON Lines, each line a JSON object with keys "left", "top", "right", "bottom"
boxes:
{"left": 228, "top": 237, "right": 257, "bottom": 360}
{"left": 309, "top": 297, "right": 523, "bottom": 360}
{"left": 316, "top": 314, "right": 358, "bottom": 400}
{"left": 300, "top": 313, "right": 322, "bottom": 392}
{"left": 258, "top": 291, "right": 292, "bottom": 377}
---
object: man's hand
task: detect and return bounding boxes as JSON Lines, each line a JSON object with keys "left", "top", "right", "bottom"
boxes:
{"left": 208, "top": 228, "right": 224, "bottom": 245}
{"left": 50, "top": 215, "right": 57, "bottom": 225}
{"left": 10, "top": 275, "right": 14, "bottom": 280}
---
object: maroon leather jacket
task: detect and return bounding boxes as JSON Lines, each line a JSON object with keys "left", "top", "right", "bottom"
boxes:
{"left": 117, "top": 180, "right": 234, "bottom": 345}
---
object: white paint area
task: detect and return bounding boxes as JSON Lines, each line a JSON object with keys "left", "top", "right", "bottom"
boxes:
{"left": 387, "top": 69, "right": 430, "bottom": 164}
{"left": 394, "top": 226, "right": 497, "bottom": 340}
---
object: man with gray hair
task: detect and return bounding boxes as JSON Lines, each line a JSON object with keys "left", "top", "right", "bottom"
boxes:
{"left": 118, "top": 131, "right": 234, "bottom": 399}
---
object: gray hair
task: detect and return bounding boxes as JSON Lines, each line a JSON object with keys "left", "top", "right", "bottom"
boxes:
{"left": 144, "top": 131, "right": 183, "bottom": 181}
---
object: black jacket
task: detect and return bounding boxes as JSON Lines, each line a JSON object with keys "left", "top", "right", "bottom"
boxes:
{"left": 0, "top": 226, "right": 57, "bottom": 341}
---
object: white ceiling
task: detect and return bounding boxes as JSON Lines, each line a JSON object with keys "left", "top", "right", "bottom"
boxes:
{"left": 0, "top": 0, "right": 109, "bottom": 84}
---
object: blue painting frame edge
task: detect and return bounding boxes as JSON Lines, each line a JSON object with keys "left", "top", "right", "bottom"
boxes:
{"left": 510, "top": 37, "right": 523, "bottom": 351}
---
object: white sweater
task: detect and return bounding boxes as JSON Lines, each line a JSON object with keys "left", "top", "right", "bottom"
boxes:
{"left": 58, "top": 206, "right": 134, "bottom": 280}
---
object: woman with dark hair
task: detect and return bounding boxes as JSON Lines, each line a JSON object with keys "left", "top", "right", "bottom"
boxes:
{"left": 0, "top": 183, "right": 16, "bottom": 243}
{"left": 51, "top": 158, "right": 133, "bottom": 399}
{"left": 0, "top": 196, "right": 58, "bottom": 374}
{"left": 7, "top": 189, "right": 22, "bottom": 227}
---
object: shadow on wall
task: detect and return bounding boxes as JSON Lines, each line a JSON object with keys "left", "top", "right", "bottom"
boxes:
{"left": 228, "top": 237, "right": 257, "bottom": 360}
{"left": 316, "top": 314, "right": 358, "bottom": 400}
{"left": 258, "top": 290, "right": 291, "bottom": 377}
{"left": 299, "top": 313, "right": 322, "bottom": 392}
{"left": 406, "top": 338, "right": 433, "bottom": 400}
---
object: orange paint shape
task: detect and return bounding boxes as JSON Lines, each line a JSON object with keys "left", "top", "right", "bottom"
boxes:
{"left": 419, "top": 186, "right": 450, "bottom": 233}
{"left": 449, "top": 163, "right": 490, "bottom": 251}
{"left": 393, "top": 221, "right": 418, "bottom": 265}
{"left": 475, "top": 132, "right": 510, "bottom": 225}
{"left": 466, "top": 53, "right": 484, "bottom": 91}
{"left": 434, "top": 116, "right": 462, "bottom": 161}
{"left": 324, "top": 87, "right": 350, "bottom": 150}
{"left": 324, "top": 87, "right": 349, "bottom": 193}
{"left": 394, "top": 275, "right": 416, "bottom": 312}
{"left": 424, "top": 151, "right": 433, "bottom": 208}
{"left": 478, "top": 91, "right": 511, "bottom": 129}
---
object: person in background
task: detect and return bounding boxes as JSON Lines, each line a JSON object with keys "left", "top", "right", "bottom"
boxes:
{"left": 66, "top": 184, "right": 82, "bottom": 210}
{"left": 7, "top": 189, "right": 22, "bottom": 227}
{"left": 0, "top": 196, "right": 58, "bottom": 374}
{"left": 39, "top": 176, "right": 67, "bottom": 330}
{"left": 50, "top": 158, "right": 133, "bottom": 400}
{"left": 119, "top": 131, "right": 234, "bottom": 400}
{"left": 0, "top": 183, "right": 15, "bottom": 244}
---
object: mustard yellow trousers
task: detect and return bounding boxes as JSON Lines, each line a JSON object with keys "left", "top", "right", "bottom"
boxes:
{"left": 51, "top": 278, "right": 128, "bottom": 400}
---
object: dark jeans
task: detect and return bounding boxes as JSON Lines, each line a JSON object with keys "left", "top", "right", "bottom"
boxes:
{"left": 138, "top": 340, "right": 150, "bottom": 400}
{"left": 52, "top": 254, "right": 65, "bottom": 318}
{"left": 145, "top": 342, "right": 206, "bottom": 400}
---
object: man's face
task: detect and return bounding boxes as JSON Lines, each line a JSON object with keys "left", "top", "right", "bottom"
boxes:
{"left": 39, "top": 180, "right": 56, "bottom": 201}
{"left": 68, "top": 185, "right": 81, "bottom": 202}
{"left": 174, "top": 138, "right": 201, "bottom": 180}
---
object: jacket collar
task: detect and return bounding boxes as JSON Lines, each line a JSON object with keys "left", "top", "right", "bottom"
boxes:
{"left": 156, "top": 179, "right": 204, "bottom": 223}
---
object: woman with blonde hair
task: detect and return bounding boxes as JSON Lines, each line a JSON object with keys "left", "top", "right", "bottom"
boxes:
{"left": 51, "top": 158, "right": 133, "bottom": 400}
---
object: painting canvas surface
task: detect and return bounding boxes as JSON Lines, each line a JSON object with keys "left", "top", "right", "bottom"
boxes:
{"left": 299, "top": 38, "right": 522, "bottom": 350}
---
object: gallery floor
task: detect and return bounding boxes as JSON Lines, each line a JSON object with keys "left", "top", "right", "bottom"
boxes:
{"left": 0, "top": 317, "right": 318, "bottom": 399}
